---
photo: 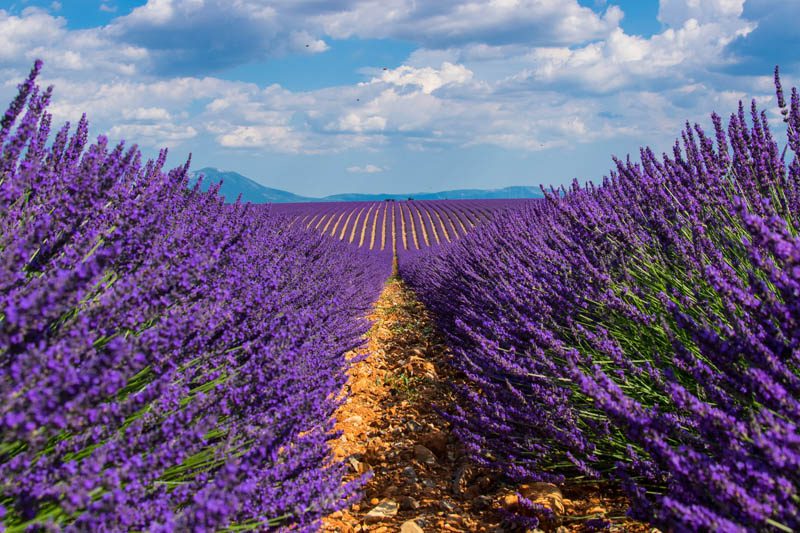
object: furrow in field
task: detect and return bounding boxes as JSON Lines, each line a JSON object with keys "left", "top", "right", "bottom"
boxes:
{"left": 321, "top": 210, "right": 339, "bottom": 233}
{"left": 460, "top": 206, "right": 479, "bottom": 228}
{"left": 381, "top": 203, "right": 389, "bottom": 251}
{"left": 349, "top": 206, "right": 367, "bottom": 243}
{"left": 405, "top": 203, "right": 420, "bottom": 250}
{"left": 429, "top": 204, "right": 451, "bottom": 242}
{"left": 320, "top": 212, "right": 339, "bottom": 231}
{"left": 379, "top": 205, "right": 386, "bottom": 247}
{"left": 305, "top": 213, "right": 320, "bottom": 229}
{"left": 472, "top": 202, "right": 497, "bottom": 220}
{"left": 424, "top": 205, "right": 438, "bottom": 245}
{"left": 437, "top": 205, "right": 462, "bottom": 234}
{"left": 422, "top": 204, "right": 441, "bottom": 245}
{"left": 420, "top": 204, "right": 439, "bottom": 245}
{"left": 431, "top": 203, "right": 459, "bottom": 240}
{"left": 467, "top": 204, "right": 492, "bottom": 222}
{"left": 368, "top": 203, "right": 380, "bottom": 250}
{"left": 442, "top": 204, "right": 470, "bottom": 235}
{"left": 457, "top": 205, "right": 479, "bottom": 227}
{"left": 412, "top": 203, "right": 430, "bottom": 247}
{"left": 311, "top": 211, "right": 326, "bottom": 229}
{"left": 283, "top": 214, "right": 299, "bottom": 228}
{"left": 339, "top": 207, "right": 356, "bottom": 240}
{"left": 397, "top": 202, "right": 406, "bottom": 251}
{"left": 358, "top": 204, "right": 375, "bottom": 247}
{"left": 336, "top": 209, "right": 356, "bottom": 239}
{"left": 327, "top": 210, "right": 346, "bottom": 237}
{"left": 317, "top": 207, "right": 340, "bottom": 230}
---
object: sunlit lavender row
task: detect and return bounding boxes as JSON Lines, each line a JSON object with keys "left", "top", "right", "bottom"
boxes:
{"left": 403, "top": 68, "right": 800, "bottom": 532}
{"left": 0, "top": 62, "right": 389, "bottom": 531}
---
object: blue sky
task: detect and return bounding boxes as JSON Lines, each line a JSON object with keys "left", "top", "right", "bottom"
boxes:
{"left": 0, "top": 0, "right": 796, "bottom": 197}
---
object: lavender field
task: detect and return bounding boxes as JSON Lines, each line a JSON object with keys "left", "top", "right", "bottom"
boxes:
{"left": 1, "top": 59, "right": 799, "bottom": 532}
{"left": 271, "top": 199, "right": 530, "bottom": 266}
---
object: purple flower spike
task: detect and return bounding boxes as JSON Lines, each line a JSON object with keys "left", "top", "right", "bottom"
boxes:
{"left": 0, "top": 62, "right": 390, "bottom": 530}
{"left": 404, "top": 67, "right": 800, "bottom": 532}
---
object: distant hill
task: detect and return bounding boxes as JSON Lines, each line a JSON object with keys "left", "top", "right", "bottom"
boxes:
{"left": 190, "top": 167, "right": 543, "bottom": 203}
{"left": 323, "top": 186, "right": 543, "bottom": 202}
{"left": 189, "top": 168, "right": 313, "bottom": 203}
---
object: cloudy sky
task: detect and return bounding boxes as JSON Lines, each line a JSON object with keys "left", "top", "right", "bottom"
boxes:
{"left": 0, "top": 0, "right": 795, "bottom": 196}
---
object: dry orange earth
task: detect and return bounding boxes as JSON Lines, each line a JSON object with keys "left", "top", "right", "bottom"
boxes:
{"left": 322, "top": 277, "right": 652, "bottom": 533}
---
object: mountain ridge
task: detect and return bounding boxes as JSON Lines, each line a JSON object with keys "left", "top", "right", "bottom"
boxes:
{"left": 189, "top": 167, "right": 544, "bottom": 203}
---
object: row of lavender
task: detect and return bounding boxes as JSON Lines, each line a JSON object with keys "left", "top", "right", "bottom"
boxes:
{"left": 270, "top": 199, "right": 530, "bottom": 264}
{"left": 403, "top": 69, "right": 800, "bottom": 532}
{"left": 0, "top": 63, "right": 390, "bottom": 530}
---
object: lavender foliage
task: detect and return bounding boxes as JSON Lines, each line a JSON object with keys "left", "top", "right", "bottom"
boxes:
{"left": 404, "top": 67, "right": 800, "bottom": 532}
{"left": 0, "top": 63, "right": 390, "bottom": 531}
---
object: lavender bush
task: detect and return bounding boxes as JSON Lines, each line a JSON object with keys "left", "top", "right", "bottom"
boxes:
{"left": 403, "top": 68, "right": 800, "bottom": 532}
{"left": 0, "top": 62, "right": 390, "bottom": 531}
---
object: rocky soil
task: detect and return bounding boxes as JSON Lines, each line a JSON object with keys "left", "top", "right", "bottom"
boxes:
{"left": 322, "top": 277, "right": 652, "bottom": 533}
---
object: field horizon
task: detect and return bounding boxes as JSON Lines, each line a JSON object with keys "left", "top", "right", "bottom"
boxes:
{"left": 189, "top": 167, "right": 546, "bottom": 204}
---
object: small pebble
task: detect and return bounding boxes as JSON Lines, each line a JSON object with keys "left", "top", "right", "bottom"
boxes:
{"left": 403, "top": 466, "right": 418, "bottom": 484}
{"left": 364, "top": 499, "right": 399, "bottom": 524}
{"left": 400, "top": 520, "right": 424, "bottom": 533}
{"left": 414, "top": 444, "right": 437, "bottom": 465}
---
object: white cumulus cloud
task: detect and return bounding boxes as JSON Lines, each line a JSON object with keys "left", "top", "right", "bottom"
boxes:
{"left": 658, "top": 0, "right": 745, "bottom": 27}
{"left": 375, "top": 62, "right": 473, "bottom": 94}
{"left": 0, "top": 0, "right": 789, "bottom": 174}
{"left": 317, "top": 0, "right": 622, "bottom": 47}
{"left": 347, "top": 164, "right": 386, "bottom": 173}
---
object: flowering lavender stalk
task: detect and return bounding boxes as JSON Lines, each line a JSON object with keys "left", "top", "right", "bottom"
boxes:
{"left": 0, "top": 62, "right": 390, "bottom": 531}
{"left": 404, "top": 68, "right": 800, "bottom": 531}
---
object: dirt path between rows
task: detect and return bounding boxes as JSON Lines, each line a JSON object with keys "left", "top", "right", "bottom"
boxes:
{"left": 322, "top": 276, "right": 504, "bottom": 532}
{"left": 322, "top": 276, "right": 650, "bottom": 533}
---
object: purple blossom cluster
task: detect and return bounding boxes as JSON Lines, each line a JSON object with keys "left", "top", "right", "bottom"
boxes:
{"left": 0, "top": 63, "right": 390, "bottom": 530}
{"left": 403, "top": 67, "right": 800, "bottom": 532}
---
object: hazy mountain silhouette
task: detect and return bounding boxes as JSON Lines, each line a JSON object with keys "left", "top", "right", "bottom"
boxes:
{"left": 190, "top": 167, "right": 544, "bottom": 203}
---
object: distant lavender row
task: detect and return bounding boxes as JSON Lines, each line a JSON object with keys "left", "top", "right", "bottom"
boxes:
{"left": 270, "top": 199, "right": 531, "bottom": 264}
{"left": 403, "top": 68, "right": 800, "bottom": 532}
{"left": 0, "top": 63, "right": 390, "bottom": 530}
